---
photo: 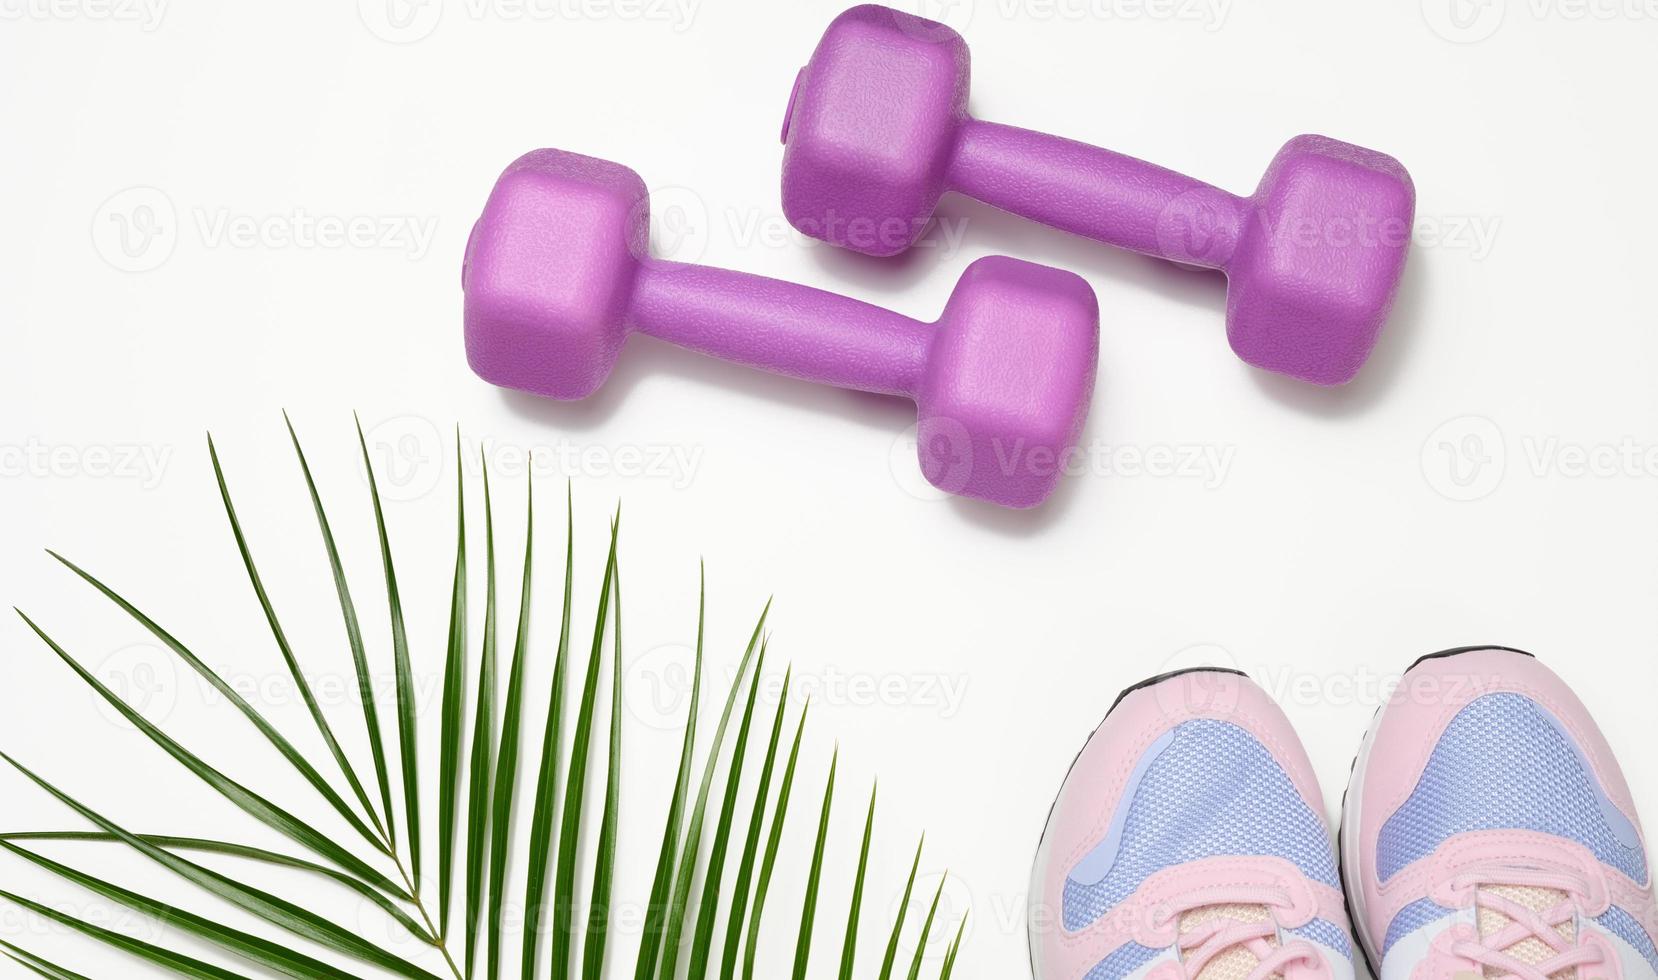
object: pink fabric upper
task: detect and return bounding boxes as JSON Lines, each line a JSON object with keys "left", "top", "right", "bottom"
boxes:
{"left": 1346, "top": 649, "right": 1656, "bottom": 980}
{"left": 1032, "top": 672, "right": 1350, "bottom": 980}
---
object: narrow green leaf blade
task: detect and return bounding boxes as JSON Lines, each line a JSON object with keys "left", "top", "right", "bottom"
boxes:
{"left": 209, "top": 434, "right": 387, "bottom": 843}
{"left": 0, "top": 832, "right": 422, "bottom": 933}
{"left": 463, "top": 456, "right": 500, "bottom": 974}
{"left": 877, "top": 838, "right": 926, "bottom": 980}
{"left": 355, "top": 415, "right": 422, "bottom": 885}
{"left": 905, "top": 873, "right": 949, "bottom": 980}
{"left": 686, "top": 641, "right": 770, "bottom": 980}
{"left": 838, "top": 784, "right": 879, "bottom": 980}
{"left": 719, "top": 666, "right": 795, "bottom": 980}
{"left": 46, "top": 551, "right": 386, "bottom": 856}
{"left": 522, "top": 486, "right": 576, "bottom": 979}
{"left": 937, "top": 915, "right": 968, "bottom": 980}
{"left": 1, "top": 841, "right": 395, "bottom": 976}
{"left": 552, "top": 516, "right": 620, "bottom": 980}
{"left": 487, "top": 478, "right": 536, "bottom": 978}
{"left": 583, "top": 539, "right": 625, "bottom": 980}
{"left": 284, "top": 417, "right": 397, "bottom": 850}
{"left": 0, "top": 892, "right": 253, "bottom": 980}
{"left": 438, "top": 431, "right": 468, "bottom": 937}
{"left": 0, "top": 939, "right": 93, "bottom": 980}
{"left": 791, "top": 750, "right": 838, "bottom": 980}
{"left": 632, "top": 570, "right": 706, "bottom": 980}
{"left": 0, "top": 756, "right": 440, "bottom": 978}
{"left": 14, "top": 610, "right": 404, "bottom": 899}
{"left": 742, "top": 702, "right": 811, "bottom": 980}
{"left": 657, "top": 602, "right": 770, "bottom": 980}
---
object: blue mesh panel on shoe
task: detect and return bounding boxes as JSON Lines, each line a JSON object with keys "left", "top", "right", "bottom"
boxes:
{"left": 1597, "top": 906, "right": 1658, "bottom": 975}
{"left": 1289, "top": 918, "right": 1352, "bottom": 960}
{"left": 1082, "top": 942, "right": 1164, "bottom": 980}
{"left": 1375, "top": 693, "right": 1648, "bottom": 884}
{"left": 1382, "top": 898, "right": 1455, "bottom": 955}
{"left": 1061, "top": 719, "right": 1340, "bottom": 933}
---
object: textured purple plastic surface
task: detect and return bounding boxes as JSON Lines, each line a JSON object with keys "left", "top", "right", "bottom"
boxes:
{"left": 463, "top": 148, "right": 1100, "bottom": 508}
{"left": 780, "top": 4, "right": 1417, "bottom": 386}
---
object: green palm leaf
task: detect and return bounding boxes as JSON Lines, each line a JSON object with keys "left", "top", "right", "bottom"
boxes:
{"left": 487, "top": 478, "right": 537, "bottom": 978}
{"left": 0, "top": 753, "right": 440, "bottom": 978}
{"left": 583, "top": 531, "right": 624, "bottom": 980}
{"left": 718, "top": 665, "right": 794, "bottom": 980}
{"left": 209, "top": 435, "right": 386, "bottom": 843}
{"left": 43, "top": 551, "right": 386, "bottom": 856}
{"left": 839, "top": 784, "right": 879, "bottom": 980}
{"left": 938, "top": 915, "right": 969, "bottom": 980}
{"left": 742, "top": 701, "right": 811, "bottom": 980}
{"left": 551, "top": 514, "right": 621, "bottom": 980}
{"left": 1, "top": 426, "right": 968, "bottom": 980}
{"left": 522, "top": 487, "right": 577, "bottom": 978}
{"left": 0, "top": 938, "right": 93, "bottom": 980}
{"left": 686, "top": 640, "right": 769, "bottom": 980}
{"left": 356, "top": 415, "right": 423, "bottom": 886}
{"left": 438, "top": 431, "right": 469, "bottom": 938}
{"left": 791, "top": 749, "right": 839, "bottom": 980}
{"left": 463, "top": 457, "right": 500, "bottom": 973}
{"left": 657, "top": 604, "right": 769, "bottom": 980}
{"left": 0, "top": 892, "right": 253, "bottom": 979}
{"left": 0, "top": 832, "right": 422, "bottom": 934}
{"left": 1, "top": 840, "right": 396, "bottom": 975}
{"left": 631, "top": 571, "right": 706, "bottom": 980}
{"left": 904, "top": 873, "right": 950, "bottom": 980}
{"left": 877, "top": 837, "right": 926, "bottom": 980}
{"left": 13, "top": 610, "right": 403, "bottom": 898}
{"left": 281, "top": 419, "right": 397, "bottom": 848}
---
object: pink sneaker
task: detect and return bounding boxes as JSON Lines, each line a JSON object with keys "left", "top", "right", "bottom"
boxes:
{"left": 1031, "top": 668, "right": 1355, "bottom": 980}
{"left": 1341, "top": 647, "right": 1656, "bottom": 980}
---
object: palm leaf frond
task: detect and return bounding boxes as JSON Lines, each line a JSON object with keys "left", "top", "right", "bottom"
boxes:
{"left": 1, "top": 426, "right": 968, "bottom": 980}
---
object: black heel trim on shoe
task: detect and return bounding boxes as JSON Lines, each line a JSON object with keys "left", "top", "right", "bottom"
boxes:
{"left": 1106, "top": 665, "right": 1249, "bottom": 716}
{"left": 1406, "top": 644, "right": 1536, "bottom": 673}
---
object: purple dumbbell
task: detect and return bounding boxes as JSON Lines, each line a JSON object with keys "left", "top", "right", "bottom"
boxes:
{"left": 780, "top": 4, "right": 1416, "bottom": 387}
{"left": 463, "top": 149, "right": 1099, "bottom": 508}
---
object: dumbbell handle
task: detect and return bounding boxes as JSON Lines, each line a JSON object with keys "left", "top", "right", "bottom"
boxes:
{"left": 949, "top": 120, "right": 1246, "bottom": 270}
{"left": 628, "top": 260, "right": 934, "bottom": 399}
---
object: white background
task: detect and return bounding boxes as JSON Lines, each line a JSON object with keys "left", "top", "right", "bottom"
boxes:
{"left": 3, "top": 0, "right": 1658, "bottom": 977}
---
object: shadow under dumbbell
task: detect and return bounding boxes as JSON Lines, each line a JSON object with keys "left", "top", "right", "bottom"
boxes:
{"left": 1245, "top": 250, "right": 1427, "bottom": 419}
{"left": 498, "top": 333, "right": 1089, "bottom": 531}
{"left": 804, "top": 189, "right": 1426, "bottom": 423}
